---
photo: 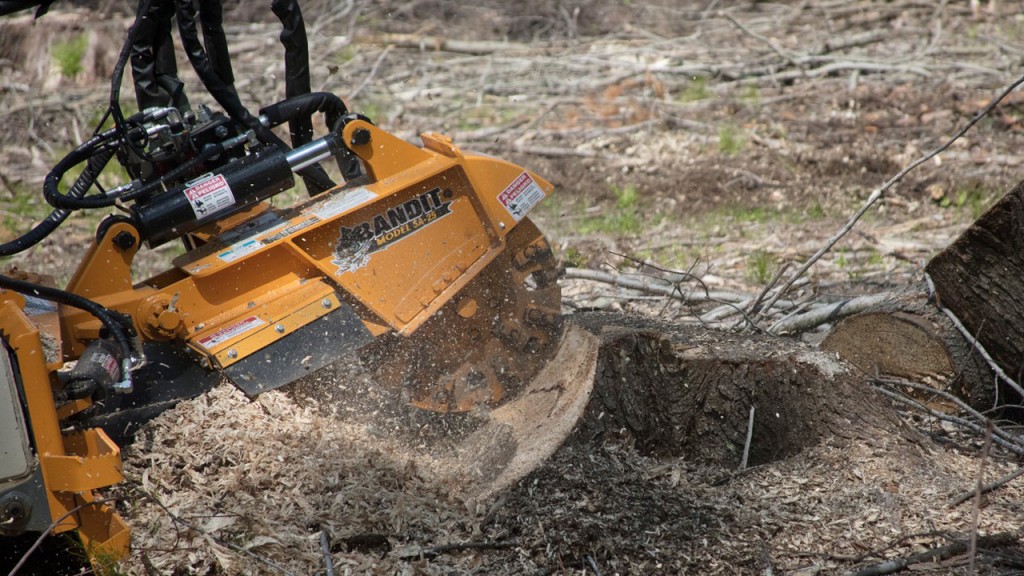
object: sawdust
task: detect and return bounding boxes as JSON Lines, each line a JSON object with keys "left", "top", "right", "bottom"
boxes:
{"left": 119, "top": 365, "right": 1024, "bottom": 575}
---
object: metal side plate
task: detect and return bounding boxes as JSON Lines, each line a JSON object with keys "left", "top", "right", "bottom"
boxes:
{"left": 224, "top": 299, "right": 373, "bottom": 396}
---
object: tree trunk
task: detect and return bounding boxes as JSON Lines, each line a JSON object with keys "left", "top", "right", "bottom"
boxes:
{"left": 821, "top": 179, "right": 1024, "bottom": 412}
{"left": 926, "top": 178, "right": 1024, "bottom": 389}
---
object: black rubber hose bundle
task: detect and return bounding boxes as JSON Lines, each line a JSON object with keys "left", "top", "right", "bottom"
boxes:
{"left": 173, "top": 0, "right": 335, "bottom": 195}
{"left": 271, "top": 0, "right": 314, "bottom": 147}
{"left": 130, "top": 0, "right": 189, "bottom": 111}
{"left": 0, "top": 274, "right": 139, "bottom": 366}
{"left": 259, "top": 92, "right": 348, "bottom": 133}
{"left": 1, "top": 149, "right": 114, "bottom": 256}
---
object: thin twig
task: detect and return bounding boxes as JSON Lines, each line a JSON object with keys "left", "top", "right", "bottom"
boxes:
{"left": 925, "top": 273, "right": 1024, "bottom": 400}
{"left": 720, "top": 12, "right": 801, "bottom": 70}
{"left": 874, "top": 376, "right": 1023, "bottom": 449}
{"left": 348, "top": 45, "right": 391, "bottom": 101}
{"left": 8, "top": 497, "right": 119, "bottom": 576}
{"left": 564, "top": 267, "right": 797, "bottom": 309}
{"left": 746, "top": 262, "right": 790, "bottom": 316}
{"left": 950, "top": 465, "right": 1024, "bottom": 508}
{"left": 757, "top": 69, "right": 1024, "bottom": 319}
{"left": 843, "top": 532, "right": 1017, "bottom": 576}
{"left": 739, "top": 405, "right": 755, "bottom": 471}
{"left": 872, "top": 385, "right": 1024, "bottom": 456}
{"left": 969, "top": 422, "right": 994, "bottom": 573}
{"left": 320, "top": 530, "right": 335, "bottom": 576}
{"left": 133, "top": 486, "right": 297, "bottom": 576}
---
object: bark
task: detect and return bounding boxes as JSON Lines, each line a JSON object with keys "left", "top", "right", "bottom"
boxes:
{"left": 926, "top": 178, "right": 1024, "bottom": 390}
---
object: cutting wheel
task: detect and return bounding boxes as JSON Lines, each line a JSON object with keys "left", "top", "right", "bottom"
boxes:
{"left": 374, "top": 218, "right": 563, "bottom": 412}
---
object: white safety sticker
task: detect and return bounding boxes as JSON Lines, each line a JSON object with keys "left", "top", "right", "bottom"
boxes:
{"left": 217, "top": 239, "right": 262, "bottom": 263}
{"left": 197, "top": 316, "right": 265, "bottom": 349}
{"left": 311, "top": 187, "right": 378, "bottom": 220}
{"left": 498, "top": 172, "right": 545, "bottom": 221}
{"left": 184, "top": 173, "right": 235, "bottom": 219}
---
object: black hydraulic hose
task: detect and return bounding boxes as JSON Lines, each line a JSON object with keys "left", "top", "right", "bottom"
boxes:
{"left": 1, "top": 150, "right": 114, "bottom": 256}
{"left": 110, "top": 0, "right": 153, "bottom": 137}
{"left": 131, "top": 0, "right": 189, "bottom": 111}
{"left": 173, "top": 0, "right": 263, "bottom": 141}
{"left": 259, "top": 92, "right": 348, "bottom": 134}
{"left": 45, "top": 134, "right": 239, "bottom": 210}
{"left": 271, "top": 0, "right": 314, "bottom": 147}
{"left": 198, "top": 0, "right": 236, "bottom": 93}
{"left": 43, "top": 129, "right": 126, "bottom": 210}
{"left": 173, "top": 0, "right": 335, "bottom": 194}
{"left": 0, "top": 275, "right": 138, "bottom": 367}
{"left": 0, "top": 0, "right": 53, "bottom": 17}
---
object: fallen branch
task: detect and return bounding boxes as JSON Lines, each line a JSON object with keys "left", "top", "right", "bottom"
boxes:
{"left": 564, "top": 267, "right": 811, "bottom": 309}
{"left": 949, "top": 465, "right": 1024, "bottom": 508}
{"left": 768, "top": 292, "right": 894, "bottom": 335}
{"left": 871, "top": 384, "right": 1024, "bottom": 456}
{"left": 360, "top": 33, "right": 531, "bottom": 55}
{"left": 842, "top": 532, "right": 1018, "bottom": 576}
{"left": 564, "top": 267, "right": 744, "bottom": 303}
{"left": 756, "top": 68, "right": 1024, "bottom": 321}
{"left": 874, "top": 376, "right": 1024, "bottom": 450}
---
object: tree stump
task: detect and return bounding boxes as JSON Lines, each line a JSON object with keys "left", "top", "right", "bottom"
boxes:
{"left": 571, "top": 314, "right": 913, "bottom": 468}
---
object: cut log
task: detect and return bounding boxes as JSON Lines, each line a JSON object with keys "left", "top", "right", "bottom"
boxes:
{"left": 926, "top": 178, "right": 1024, "bottom": 400}
{"left": 820, "top": 289, "right": 997, "bottom": 410}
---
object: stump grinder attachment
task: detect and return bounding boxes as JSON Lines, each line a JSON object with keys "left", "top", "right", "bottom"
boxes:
{"left": 0, "top": 1, "right": 599, "bottom": 572}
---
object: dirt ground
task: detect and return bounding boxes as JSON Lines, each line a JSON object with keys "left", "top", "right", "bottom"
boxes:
{"left": 4, "top": 0, "right": 1024, "bottom": 574}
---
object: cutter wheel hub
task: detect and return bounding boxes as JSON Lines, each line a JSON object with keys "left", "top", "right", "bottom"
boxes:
{"left": 374, "top": 218, "right": 563, "bottom": 412}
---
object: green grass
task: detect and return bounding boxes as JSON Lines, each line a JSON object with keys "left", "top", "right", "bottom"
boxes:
{"left": 354, "top": 99, "right": 388, "bottom": 124}
{"left": 746, "top": 249, "right": 777, "bottom": 284}
{"left": 334, "top": 45, "right": 358, "bottom": 65}
{"left": 52, "top": 34, "right": 89, "bottom": 78}
{"left": 717, "top": 124, "right": 745, "bottom": 156}
{"left": 680, "top": 76, "right": 711, "bottom": 102}
{"left": 739, "top": 84, "right": 760, "bottom": 105}
{"left": 578, "top": 184, "right": 644, "bottom": 235}
{"left": 939, "top": 182, "right": 998, "bottom": 220}
{"left": 562, "top": 245, "right": 588, "bottom": 267}
{"left": 2, "top": 183, "right": 51, "bottom": 233}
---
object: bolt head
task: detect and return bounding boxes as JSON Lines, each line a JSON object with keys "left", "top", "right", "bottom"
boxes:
{"left": 113, "top": 231, "right": 136, "bottom": 251}
{"left": 351, "top": 128, "right": 371, "bottom": 146}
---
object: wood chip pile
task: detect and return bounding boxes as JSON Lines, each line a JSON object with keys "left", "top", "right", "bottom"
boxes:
{"left": 119, "top": 375, "right": 1024, "bottom": 575}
